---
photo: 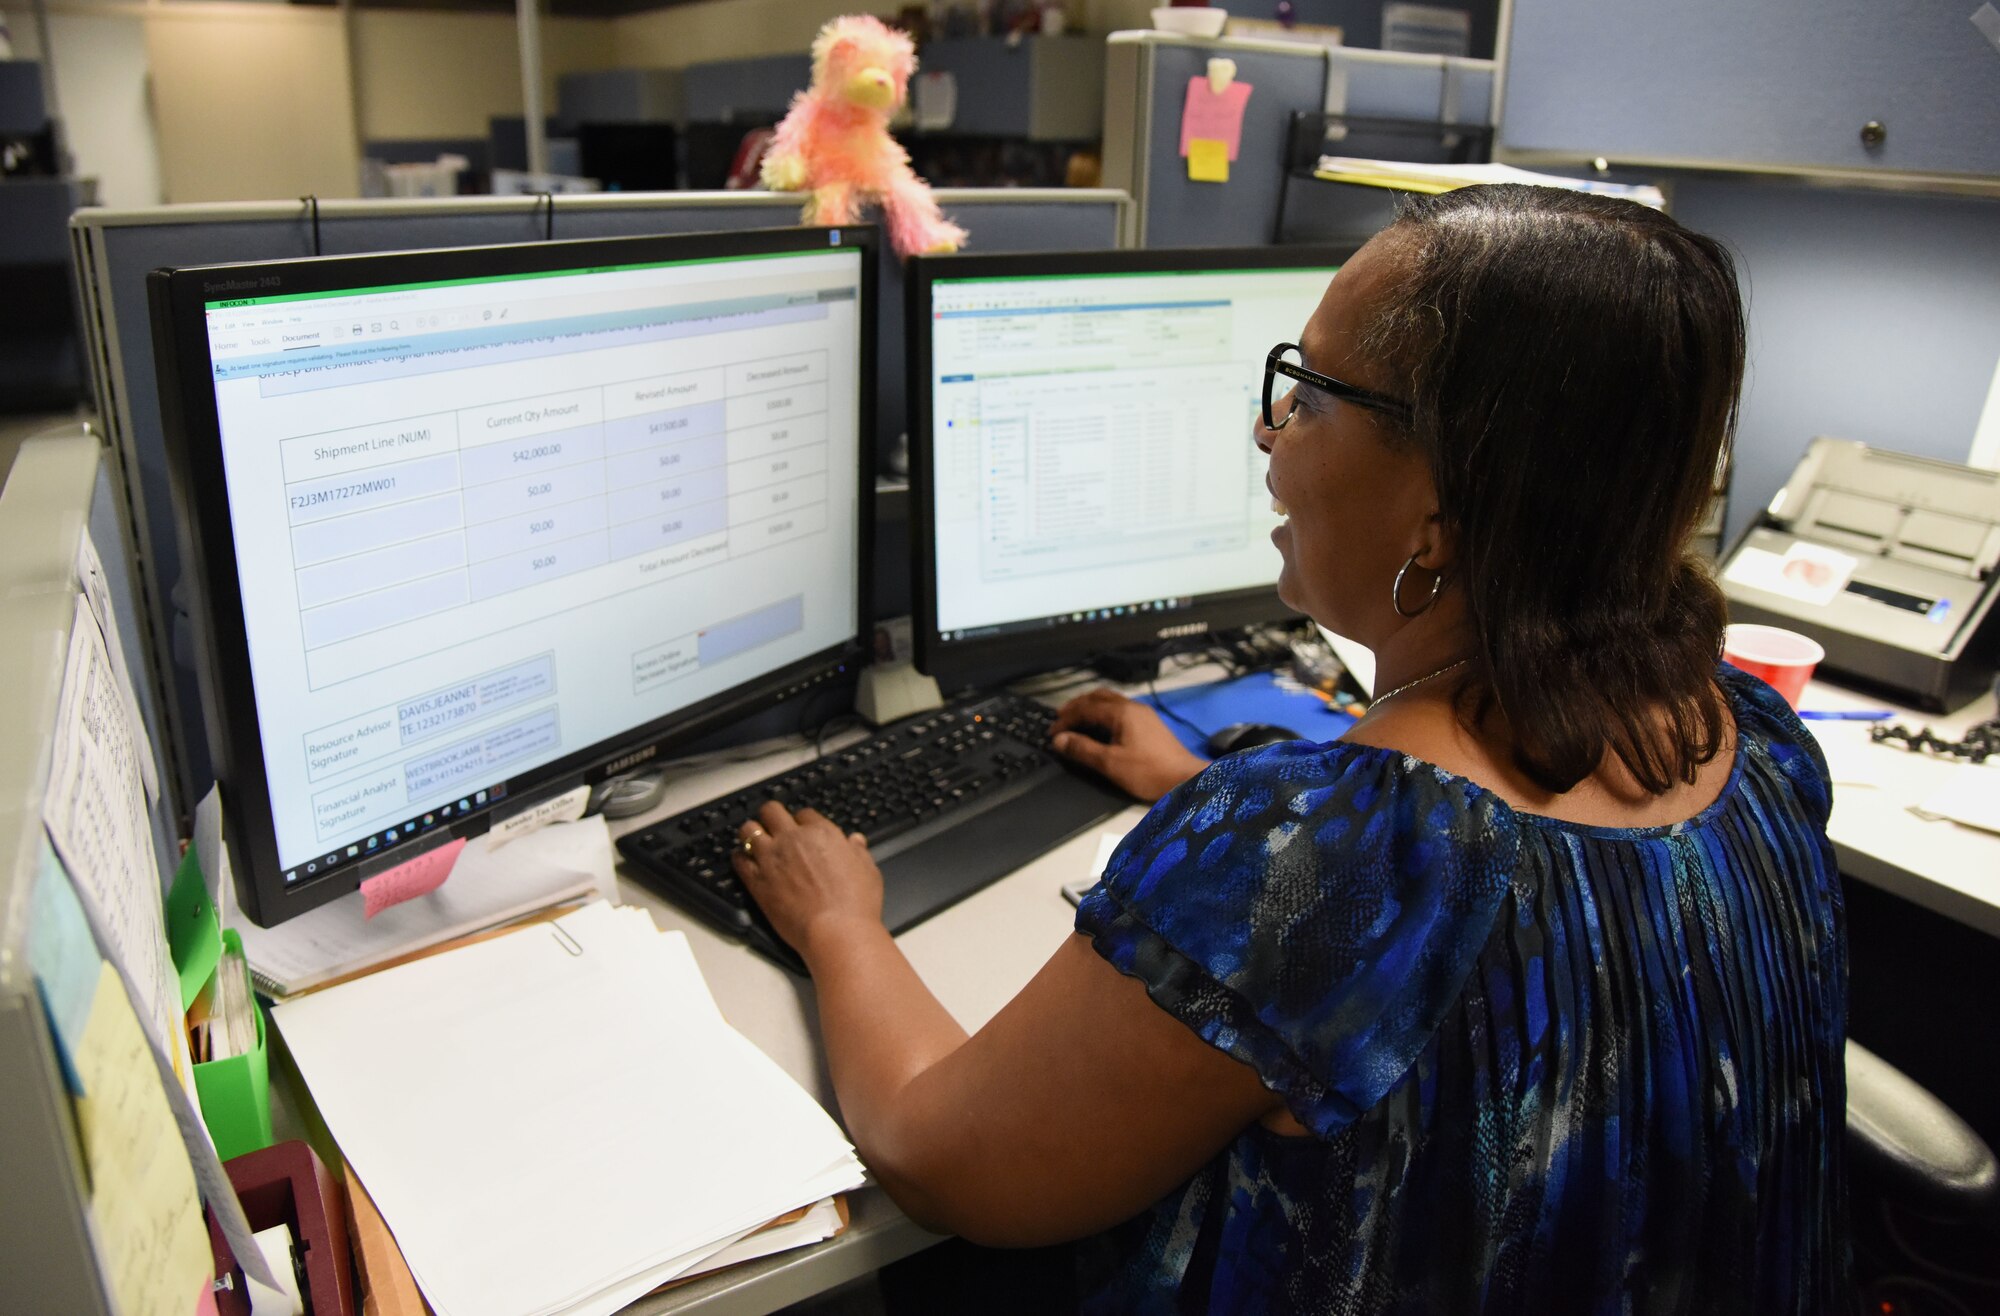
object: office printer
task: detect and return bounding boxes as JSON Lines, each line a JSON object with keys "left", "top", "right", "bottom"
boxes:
{"left": 1720, "top": 437, "right": 2000, "bottom": 711}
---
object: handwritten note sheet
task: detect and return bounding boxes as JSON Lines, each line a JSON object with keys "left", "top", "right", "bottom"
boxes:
{"left": 74, "top": 962, "right": 212, "bottom": 1316}
{"left": 43, "top": 593, "right": 275, "bottom": 1287}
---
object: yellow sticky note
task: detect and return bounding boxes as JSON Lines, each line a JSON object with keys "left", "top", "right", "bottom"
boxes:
{"left": 1187, "top": 137, "right": 1230, "bottom": 183}
{"left": 74, "top": 961, "right": 213, "bottom": 1316}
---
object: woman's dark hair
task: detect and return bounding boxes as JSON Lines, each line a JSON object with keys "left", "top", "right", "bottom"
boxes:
{"left": 1363, "top": 184, "right": 1745, "bottom": 795}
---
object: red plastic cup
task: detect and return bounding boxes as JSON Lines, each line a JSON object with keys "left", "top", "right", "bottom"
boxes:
{"left": 1722, "top": 623, "right": 1825, "bottom": 709}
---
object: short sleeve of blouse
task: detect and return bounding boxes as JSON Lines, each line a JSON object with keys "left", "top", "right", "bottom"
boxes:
{"left": 1719, "top": 662, "right": 1834, "bottom": 827}
{"left": 1075, "top": 741, "right": 1519, "bottom": 1138}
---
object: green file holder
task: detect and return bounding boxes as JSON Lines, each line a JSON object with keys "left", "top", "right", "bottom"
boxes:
{"left": 192, "top": 929, "right": 275, "bottom": 1162}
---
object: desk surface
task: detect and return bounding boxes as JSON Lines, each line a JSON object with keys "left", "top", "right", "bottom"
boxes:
{"left": 600, "top": 725, "right": 1144, "bottom": 1315}
{"left": 595, "top": 670, "right": 1998, "bottom": 1313}
{"left": 1799, "top": 678, "right": 2000, "bottom": 939}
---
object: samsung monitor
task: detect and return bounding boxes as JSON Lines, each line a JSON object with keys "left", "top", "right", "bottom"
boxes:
{"left": 149, "top": 225, "right": 875, "bottom": 925}
{"left": 907, "top": 245, "right": 1356, "bottom": 689}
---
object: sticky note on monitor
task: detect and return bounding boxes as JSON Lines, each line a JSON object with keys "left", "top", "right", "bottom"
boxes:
{"left": 362, "top": 837, "right": 467, "bottom": 919}
{"left": 1187, "top": 138, "right": 1231, "bottom": 183}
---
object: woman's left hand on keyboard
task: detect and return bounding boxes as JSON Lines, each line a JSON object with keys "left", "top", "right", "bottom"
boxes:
{"left": 734, "top": 801, "right": 885, "bottom": 959}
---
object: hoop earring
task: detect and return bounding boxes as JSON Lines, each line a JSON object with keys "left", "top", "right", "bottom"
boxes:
{"left": 1392, "top": 553, "right": 1446, "bottom": 619}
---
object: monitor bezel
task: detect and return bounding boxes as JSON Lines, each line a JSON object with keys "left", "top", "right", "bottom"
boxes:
{"left": 150, "top": 224, "right": 878, "bottom": 926}
{"left": 906, "top": 244, "right": 1359, "bottom": 693}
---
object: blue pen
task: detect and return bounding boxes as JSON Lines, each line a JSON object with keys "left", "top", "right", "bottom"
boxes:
{"left": 1798, "top": 709, "right": 1895, "bottom": 721}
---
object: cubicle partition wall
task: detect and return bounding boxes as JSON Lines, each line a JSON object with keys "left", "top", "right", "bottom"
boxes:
{"left": 915, "top": 37, "right": 1105, "bottom": 143}
{"left": 556, "top": 70, "right": 684, "bottom": 194}
{"left": 679, "top": 55, "right": 812, "bottom": 188}
{"left": 0, "top": 433, "right": 185, "bottom": 1316}
{"left": 1490, "top": 0, "right": 2000, "bottom": 544}
{"left": 680, "top": 54, "right": 814, "bottom": 126}
{"left": 1101, "top": 31, "right": 1496, "bottom": 248}
{"left": 558, "top": 68, "right": 684, "bottom": 132}
{"left": 1498, "top": 0, "right": 2000, "bottom": 185}
{"left": 70, "top": 187, "right": 1128, "bottom": 824}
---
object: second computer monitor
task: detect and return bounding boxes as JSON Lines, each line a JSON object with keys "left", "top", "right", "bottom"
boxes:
{"left": 908, "top": 245, "right": 1357, "bottom": 689}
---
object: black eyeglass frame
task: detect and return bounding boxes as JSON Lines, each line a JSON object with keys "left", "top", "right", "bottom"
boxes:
{"left": 1263, "top": 342, "right": 1411, "bottom": 431}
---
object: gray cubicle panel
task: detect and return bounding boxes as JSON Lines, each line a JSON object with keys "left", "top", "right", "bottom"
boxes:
{"left": 680, "top": 40, "right": 1106, "bottom": 139}
{"left": 72, "top": 201, "right": 557, "bottom": 822}
{"left": 69, "top": 187, "right": 1127, "bottom": 823}
{"left": 558, "top": 68, "right": 683, "bottom": 129}
{"left": 0, "top": 426, "right": 179, "bottom": 885}
{"left": 681, "top": 54, "right": 814, "bottom": 124}
{"left": 0, "top": 59, "right": 45, "bottom": 134}
{"left": 0, "top": 433, "right": 175, "bottom": 1316}
{"left": 1101, "top": 31, "right": 1495, "bottom": 248}
{"left": 916, "top": 36, "right": 1105, "bottom": 141}
{"left": 1497, "top": 0, "right": 2000, "bottom": 184}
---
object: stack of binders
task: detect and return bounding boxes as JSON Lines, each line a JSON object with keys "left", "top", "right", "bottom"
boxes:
{"left": 272, "top": 901, "right": 866, "bottom": 1316}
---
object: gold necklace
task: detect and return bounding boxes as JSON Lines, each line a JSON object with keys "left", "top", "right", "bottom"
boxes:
{"left": 1371, "top": 657, "right": 1471, "bottom": 706}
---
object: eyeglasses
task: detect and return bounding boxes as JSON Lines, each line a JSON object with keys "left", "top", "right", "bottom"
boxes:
{"left": 1263, "top": 343, "right": 1411, "bottom": 432}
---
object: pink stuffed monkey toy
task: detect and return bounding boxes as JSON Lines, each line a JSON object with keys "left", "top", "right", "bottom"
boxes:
{"left": 760, "top": 15, "right": 968, "bottom": 258}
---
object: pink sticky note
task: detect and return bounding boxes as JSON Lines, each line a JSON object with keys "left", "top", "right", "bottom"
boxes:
{"left": 194, "top": 1281, "right": 220, "bottom": 1316}
{"left": 1180, "top": 78, "right": 1254, "bottom": 161}
{"left": 361, "top": 837, "right": 467, "bottom": 919}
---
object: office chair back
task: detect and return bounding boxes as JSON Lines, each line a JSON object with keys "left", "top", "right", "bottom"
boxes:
{"left": 1846, "top": 1039, "right": 1998, "bottom": 1221}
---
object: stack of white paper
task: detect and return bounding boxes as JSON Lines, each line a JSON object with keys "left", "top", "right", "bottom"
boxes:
{"left": 272, "top": 902, "right": 866, "bottom": 1316}
{"left": 1915, "top": 762, "right": 2000, "bottom": 835}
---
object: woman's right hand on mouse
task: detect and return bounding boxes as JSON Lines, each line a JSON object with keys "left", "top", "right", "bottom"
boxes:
{"left": 1049, "top": 688, "right": 1210, "bottom": 803}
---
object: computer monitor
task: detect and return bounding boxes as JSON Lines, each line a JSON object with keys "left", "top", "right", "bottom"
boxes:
{"left": 906, "top": 245, "right": 1355, "bottom": 690}
{"left": 148, "top": 225, "right": 875, "bottom": 926}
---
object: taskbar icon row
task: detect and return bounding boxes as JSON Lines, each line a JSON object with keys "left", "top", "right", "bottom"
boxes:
{"left": 939, "top": 597, "right": 1193, "bottom": 644}
{"left": 284, "top": 780, "right": 511, "bottom": 885}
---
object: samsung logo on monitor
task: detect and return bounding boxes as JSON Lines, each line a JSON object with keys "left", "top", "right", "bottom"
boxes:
{"left": 603, "top": 744, "right": 659, "bottom": 775}
{"left": 1157, "top": 621, "right": 1209, "bottom": 640}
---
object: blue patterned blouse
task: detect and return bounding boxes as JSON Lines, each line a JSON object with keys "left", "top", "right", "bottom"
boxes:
{"left": 1073, "top": 665, "right": 1848, "bottom": 1314}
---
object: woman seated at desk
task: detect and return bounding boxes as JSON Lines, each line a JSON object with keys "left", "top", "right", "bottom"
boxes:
{"left": 730, "top": 185, "right": 1849, "bottom": 1313}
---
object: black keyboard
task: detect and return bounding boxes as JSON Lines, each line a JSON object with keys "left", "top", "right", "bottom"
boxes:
{"left": 618, "top": 692, "right": 1128, "bottom": 973}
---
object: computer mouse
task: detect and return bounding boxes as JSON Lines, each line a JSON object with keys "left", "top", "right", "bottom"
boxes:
{"left": 1205, "top": 722, "right": 1304, "bottom": 756}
